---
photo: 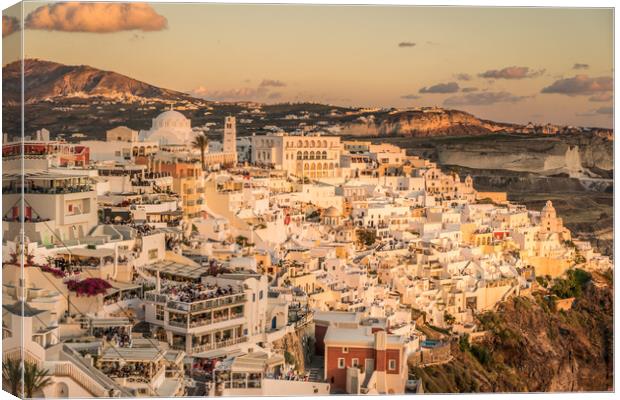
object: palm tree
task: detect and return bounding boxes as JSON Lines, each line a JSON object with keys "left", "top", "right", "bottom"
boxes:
{"left": 23, "top": 361, "right": 52, "bottom": 398}
{"left": 192, "top": 134, "right": 209, "bottom": 170}
{"left": 2, "top": 358, "right": 23, "bottom": 396}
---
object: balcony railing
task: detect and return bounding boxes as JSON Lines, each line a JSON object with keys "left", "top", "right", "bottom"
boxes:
{"left": 189, "top": 313, "right": 243, "bottom": 328}
{"left": 166, "top": 293, "right": 246, "bottom": 313}
{"left": 3, "top": 185, "right": 93, "bottom": 195}
{"left": 54, "top": 362, "right": 111, "bottom": 397}
{"left": 144, "top": 292, "right": 168, "bottom": 304}
{"left": 191, "top": 336, "right": 248, "bottom": 353}
{"left": 168, "top": 320, "right": 188, "bottom": 328}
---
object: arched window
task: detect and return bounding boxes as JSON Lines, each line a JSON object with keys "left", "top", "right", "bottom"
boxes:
{"left": 303, "top": 151, "right": 308, "bottom": 160}
{"left": 309, "top": 151, "right": 315, "bottom": 160}
{"left": 297, "top": 151, "right": 302, "bottom": 160}
{"left": 322, "top": 150, "right": 327, "bottom": 160}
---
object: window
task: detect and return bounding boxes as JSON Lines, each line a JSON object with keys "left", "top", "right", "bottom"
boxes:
{"left": 155, "top": 305, "right": 164, "bottom": 321}
{"left": 115, "top": 151, "right": 121, "bottom": 157}
{"left": 259, "top": 290, "right": 264, "bottom": 300}
{"left": 388, "top": 359, "right": 396, "bottom": 370}
{"left": 342, "top": 347, "right": 349, "bottom": 354}
{"left": 338, "top": 358, "right": 345, "bottom": 369}
{"left": 148, "top": 249, "right": 158, "bottom": 260}
{"left": 352, "top": 358, "right": 359, "bottom": 367}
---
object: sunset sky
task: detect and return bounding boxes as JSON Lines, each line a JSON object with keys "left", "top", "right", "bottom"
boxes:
{"left": 3, "top": 3, "right": 614, "bottom": 128}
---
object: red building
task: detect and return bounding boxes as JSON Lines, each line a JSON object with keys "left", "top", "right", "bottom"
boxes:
{"left": 3, "top": 140, "right": 90, "bottom": 167}
{"left": 314, "top": 311, "right": 362, "bottom": 355}
{"left": 323, "top": 326, "right": 408, "bottom": 395}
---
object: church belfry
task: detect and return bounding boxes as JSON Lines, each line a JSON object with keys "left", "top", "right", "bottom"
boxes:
{"left": 223, "top": 116, "right": 237, "bottom": 162}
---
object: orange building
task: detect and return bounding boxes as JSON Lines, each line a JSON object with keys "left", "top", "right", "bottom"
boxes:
{"left": 136, "top": 154, "right": 205, "bottom": 219}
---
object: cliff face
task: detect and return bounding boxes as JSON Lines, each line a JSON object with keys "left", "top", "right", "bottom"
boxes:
{"left": 343, "top": 109, "right": 516, "bottom": 137}
{"left": 571, "top": 134, "right": 614, "bottom": 174}
{"left": 272, "top": 330, "right": 307, "bottom": 372}
{"left": 413, "top": 271, "right": 613, "bottom": 393}
{"left": 434, "top": 136, "right": 613, "bottom": 179}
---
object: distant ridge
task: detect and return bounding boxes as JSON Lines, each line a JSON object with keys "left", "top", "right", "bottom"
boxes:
{"left": 2, "top": 59, "right": 195, "bottom": 104}
{"left": 2, "top": 59, "right": 611, "bottom": 138}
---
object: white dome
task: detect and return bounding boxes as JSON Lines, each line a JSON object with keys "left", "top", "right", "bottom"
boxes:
{"left": 139, "top": 108, "right": 195, "bottom": 145}
{"left": 155, "top": 110, "right": 187, "bottom": 123}
{"left": 152, "top": 109, "right": 190, "bottom": 130}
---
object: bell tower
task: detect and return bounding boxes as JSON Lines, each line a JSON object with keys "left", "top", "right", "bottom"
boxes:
{"left": 223, "top": 116, "right": 237, "bottom": 160}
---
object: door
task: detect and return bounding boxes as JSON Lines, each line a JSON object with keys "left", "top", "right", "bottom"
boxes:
{"left": 365, "top": 358, "right": 375, "bottom": 375}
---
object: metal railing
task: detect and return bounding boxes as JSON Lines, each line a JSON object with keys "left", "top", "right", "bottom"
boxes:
{"left": 191, "top": 336, "right": 248, "bottom": 353}
{"left": 166, "top": 293, "right": 246, "bottom": 313}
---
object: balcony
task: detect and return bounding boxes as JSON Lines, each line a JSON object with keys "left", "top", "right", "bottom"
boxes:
{"left": 191, "top": 336, "right": 248, "bottom": 353}
{"left": 166, "top": 293, "right": 246, "bottom": 313}
{"left": 145, "top": 292, "right": 167, "bottom": 304}
{"left": 168, "top": 319, "right": 188, "bottom": 328}
{"left": 4, "top": 185, "right": 93, "bottom": 195}
{"left": 190, "top": 312, "right": 243, "bottom": 328}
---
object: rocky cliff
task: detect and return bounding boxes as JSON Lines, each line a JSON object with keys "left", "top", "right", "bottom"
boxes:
{"left": 436, "top": 136, "right": 613, "bottom": 179}
{"left": 342, "top": 108, "right": 518, "bottom": 137}
{"left": 413, "top": 270, "right": 613, "bottom": 393}
{"left": 271, "top": 330, "right": 307, "bottom": 372}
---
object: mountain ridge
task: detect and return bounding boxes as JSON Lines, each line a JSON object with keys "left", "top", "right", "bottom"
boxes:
{"left": 2, "top": 59, "right": 613, "bottom": 139}
{"left": 2, "top": 58, "right": 194, "bottom": 104}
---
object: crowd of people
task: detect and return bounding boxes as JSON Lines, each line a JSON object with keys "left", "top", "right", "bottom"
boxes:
{"left": 161, "top": 281, "right": 238, "bottom": 304}
{"left": 54, "top": 255, "right": 114, "bottom": 270}
{"left": 270, "top": 368, "right": 312, "bottom": 382}
{"left": 101, "top": 362, "right": 152, "bottom": 381}
{"left": 93, "top": 326, "right": 133, "bottom": 348}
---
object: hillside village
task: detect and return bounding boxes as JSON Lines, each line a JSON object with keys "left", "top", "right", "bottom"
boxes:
{"left": 2, "top": 108, "right": 612, "bottom": 397}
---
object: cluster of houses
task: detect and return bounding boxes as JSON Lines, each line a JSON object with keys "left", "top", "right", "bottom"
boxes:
{"left": 2, "top": 108, "right": 612, "bottom": 397}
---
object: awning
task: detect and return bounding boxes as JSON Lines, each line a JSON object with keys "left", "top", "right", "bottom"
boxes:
{"left": 90, "top": 317, "right": 131, "bottom": 328}
{"left": 193, "top": 348, "right": 244, "bottom": 360}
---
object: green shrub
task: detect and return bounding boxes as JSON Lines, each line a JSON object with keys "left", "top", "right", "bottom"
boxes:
{"left": 470, "top": 344, "right": 491, "bottom": 366}
{"left": 550, "top": 268, "right": 591, "bottom": 299}
{"left": 284, "top": 351, "right": 296, "bottom": 366}
{"left": 458, "top": 334, "right": 470, "bottom": 352}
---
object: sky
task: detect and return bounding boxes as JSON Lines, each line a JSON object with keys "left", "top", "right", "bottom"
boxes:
{"left": 2, "top": 2, "right": 614, "bottom": 128}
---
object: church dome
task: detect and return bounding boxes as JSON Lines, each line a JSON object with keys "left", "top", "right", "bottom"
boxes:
{"left": 152, "top": 109, "right": 190, "bottom": 130}
{"left": 542, "top": 200, "right": 554, "bottom": 212}
{"left": 541, "top": 200, "right": 556, "bottom": 218}
{"left": 139, "top": 107, "right": 195, "bottom": 146}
